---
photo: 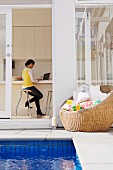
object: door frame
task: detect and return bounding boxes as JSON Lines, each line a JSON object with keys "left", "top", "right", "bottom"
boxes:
{"left": 0, "top": 1, "right": 113, "bottom": 119}
{"left": 0, "top": 9, "right": 12, "bottom": 118}
{"left": 0, "top": 4, "right": 53, "bottom": 119}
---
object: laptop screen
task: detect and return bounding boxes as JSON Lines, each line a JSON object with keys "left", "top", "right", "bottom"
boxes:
{"left": 43, "top": 73, "right": 50, "bottom": 80}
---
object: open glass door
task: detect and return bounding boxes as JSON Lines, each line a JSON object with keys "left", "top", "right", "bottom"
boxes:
{"left": 0, "top": 9, "right": 12, "bottom": 118}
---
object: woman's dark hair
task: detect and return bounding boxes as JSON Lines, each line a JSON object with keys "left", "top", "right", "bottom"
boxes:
{"left": 25, "top": 59, "right": 35, "bottom": 66}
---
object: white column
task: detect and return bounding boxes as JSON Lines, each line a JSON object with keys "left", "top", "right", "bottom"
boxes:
{"left": 85, "top": 12, "right": 91, "bottom": 85}
{"left": 100, "top": 42, "right": 104, "bottom": 84}
{"left": 96, "top": 25, "right": 100, "bottom": 85}
{"left": 53, "top": 0, "right": 76, "bottom": 126}
{"left": 97, "top": 42, "right": 101, "bottom": 84}
{"left": 75, "top": 17, "right": 78, "bottom": 89}
{"left": 97, "top": 53, "right": 101, "bottom": 84}
{"left": 106, "top": 32, "right": 111, "bottom": 84}
{"left": 75, "top": 37, "right": 78, "bottom": 89}
{"left": 103, "top": 33, "right": 107, "bottom": 84}
{"left": 79, "top": 41, "right": 83, "bottom": 80}
{"left": 94, "top": 53, "right": 97, "bottom": 85}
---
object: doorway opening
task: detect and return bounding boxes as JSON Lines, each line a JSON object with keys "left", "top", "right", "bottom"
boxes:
{"left": 11, "top": 8, "right": 53, "bottom": 119}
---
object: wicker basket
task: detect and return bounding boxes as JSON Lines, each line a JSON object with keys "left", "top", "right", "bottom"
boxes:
{"left": 59, "top": 85, "right": 113, "bottom": 132}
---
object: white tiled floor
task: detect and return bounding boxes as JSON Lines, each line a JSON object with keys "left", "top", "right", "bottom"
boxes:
{"left": 0, "top": 127, "right": 113, "bottom": 170}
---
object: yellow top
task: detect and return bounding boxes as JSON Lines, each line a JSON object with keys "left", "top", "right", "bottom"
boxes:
{"left": 22, "top": 68, "right": 33, "bottom": 88}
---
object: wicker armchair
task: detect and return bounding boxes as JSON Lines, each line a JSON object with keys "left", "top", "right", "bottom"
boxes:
{"left": 59, "top": 85, "right": 113, "bottom": 132}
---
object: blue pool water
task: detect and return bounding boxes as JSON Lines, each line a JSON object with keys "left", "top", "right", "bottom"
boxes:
{"left": 0, "top": 140, "right": 82, "bottom": 170}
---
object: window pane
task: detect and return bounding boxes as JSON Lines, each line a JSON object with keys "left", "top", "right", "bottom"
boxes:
{"left": 75, "top": 6, "right": 112, "bottom": 85}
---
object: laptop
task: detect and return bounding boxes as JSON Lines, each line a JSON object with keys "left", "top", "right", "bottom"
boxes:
{"left": 43, "top": 73, "right": 50, "bottom": 80}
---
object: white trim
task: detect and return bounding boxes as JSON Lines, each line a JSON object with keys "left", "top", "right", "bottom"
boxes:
{"left": 75, "top": 0, "right": 113, "bottom": 4}
{"left": 0, "top": 4, "right": 52, "bottom": 9}
{"left": 75, "top": 6, "right": 78, "bottom": 89}
{"left": 79, "top": 41, "right": 83, "bottom": 81}
{"left": 0, "top": 9, "right": 12, "bottom": 118}
{"left": 103, "top": 33, "right": 107, "bottom": 84}
{"left": 0, "top": 4, "right": 53, "bottom": 120}
{"left": 6, "top": 9, "right": 12, "bottom": 118}
{"left": 85, "top": 12, "right": 91, "bottom": 85}
{"left": 52, "top": 0, "right": 55, "bottom": 118}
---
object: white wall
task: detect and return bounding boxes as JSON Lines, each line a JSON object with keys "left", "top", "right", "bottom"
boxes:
{"left": 12, "top": 61, "right": 52, "bottom": 79}
{"left": 53, "top": 0, "right": 76, "bottom": 126}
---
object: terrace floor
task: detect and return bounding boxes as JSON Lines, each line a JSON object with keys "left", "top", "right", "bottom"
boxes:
{"left": 0, "top": 122, "right": 113, "bottom": 170}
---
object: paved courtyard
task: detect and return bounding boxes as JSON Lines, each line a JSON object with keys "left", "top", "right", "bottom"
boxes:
{"left": 0, "top": 125, "right": 113, "bottom": 170}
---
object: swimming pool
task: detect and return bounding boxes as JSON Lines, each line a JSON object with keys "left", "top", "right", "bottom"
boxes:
{"left": 0, "top": 139, "right": 82, "bottom": 170}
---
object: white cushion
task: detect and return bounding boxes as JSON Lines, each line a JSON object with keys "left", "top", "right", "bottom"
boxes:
{"left": 89, "top": 85, "right": 108, "bottom": 101}
{"left": 76, "top": 84, "right": 90, "bottom": 103}
{"left": 77, "top": 91, "right": 90, "bottom": 103}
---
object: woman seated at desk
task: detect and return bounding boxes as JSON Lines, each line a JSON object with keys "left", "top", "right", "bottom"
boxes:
{"left": 22, "top": 59, "right": 45, "bottom": 116}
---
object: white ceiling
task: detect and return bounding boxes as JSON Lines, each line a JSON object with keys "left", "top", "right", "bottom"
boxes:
{"left": 0, "top": 0, "right": 52, "bottom": 5}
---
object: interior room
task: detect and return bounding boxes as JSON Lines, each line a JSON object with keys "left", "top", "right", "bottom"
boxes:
{"left": 11, "top": 8, "right": 52, "bottom": 118}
